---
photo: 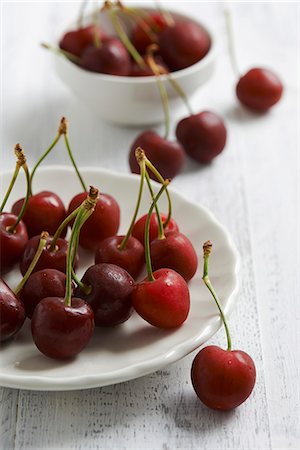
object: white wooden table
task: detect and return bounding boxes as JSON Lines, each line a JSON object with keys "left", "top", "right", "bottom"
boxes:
{"left": 1, "top": 1, "right": 299, "bottom": 449}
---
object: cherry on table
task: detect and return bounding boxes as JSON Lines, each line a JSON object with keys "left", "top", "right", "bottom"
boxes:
{"left": 236, "top": 68, "right": 283, "bottom": 112}
{"left": 59, "top": 25, "right": 105, "bottom": 58}
{"left": 176, "top": 111, "right": 227, "bottom": 164}
{"left": 75, "top": 263, "right": 135, "bottom": 327}
{"left": 80, "top": 39, "right": 131, "bottom": 75}
{"left": 0, "top": 213, "right": 28, "bottom": 274}
{"left": 132, "top": 212, "right": 179, "bottom": 245}
{"left": 0, "top": 278, "right": 25, "bottom": 342}
{"left": 129, "top": 130, "right": 185, "bottom": 180}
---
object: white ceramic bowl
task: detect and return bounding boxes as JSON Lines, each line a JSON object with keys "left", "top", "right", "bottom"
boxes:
{"left": 54, "top": 8, "right": 217, "bottom": 126}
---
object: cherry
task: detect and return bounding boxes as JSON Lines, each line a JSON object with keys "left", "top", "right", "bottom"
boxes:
{"left": 176, "top": 112, "right": 227, "bottom": 164}
{"left": 236, "top": 68, "right": 283, "bottom": 112}
{"left": 20, "top": 235, "right": 78, "bottom": 276}
{"left": 75, "top": 263, "right": 135, "bottom": 327}
{"left": 19, "top": 269, "right": 67, "bottom": 319}
{"left": 12, "top": 191, "right": 67, "bottom": 238}
{"left": 151, "top": 231, "right": 198, "bottom": 281}
{"left": 132, "top": 213, "right": 179, "bottom": 245}
{"left": 59, "top": 25, "right": 105, "bottom": 58}
{"left": 159, "top": 21, "right": 210, "bottom": 71}
{"left": 0, "top": 213, "right": 28, "bottom": 274}
{"left": 129, "top": 130, "right": 185, "bottom": 180}
{"left": 67, "top": 192, "right": 120, "bottom": 251}
{"left": 80, "top": 39, "right": 131, "bottom": 75}
{"left": 131, "top": 13, "right": 168, "bottom": 54}
{"left": 191, "top": 241, "right": 256, "bottom": 410}
{"left": 0, "top": 278, "right": 25, "bottom": 342}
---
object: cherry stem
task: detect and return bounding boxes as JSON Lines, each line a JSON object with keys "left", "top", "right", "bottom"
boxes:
{"left": 202, "top": 240, "right": 232, "bottom": 351}
{"left": 116, "top": 2, "right": 158, "bottom": 43}
{"left": 14, "top": 232, "right": 49, "bottom": 295}
{"left": 145, "top": 179, "right": 170, "bottom": 282}
{"left": 77, "top": 0, "right": 89, "bottom": 29}
{"left": 118, "top": 156, "right": 146, "bottom": 251}
{"left": 8, "top": 163, "right": 31, "bottom": 233}
{"left": 0, "top": 144, "right": 26, "bottom": 213}
{"left": 154, "top": 0, "right": 174, "bottom": 27}
{"left": 64, "top": 187, "right": 99, "bottom": 307}
{"left": 223, "top": 7, "right": 240, "bottom": 78}
{"left": 145, "top": 170, "right": 164, "bottom": 240}
{"left": 72, "top": 267, "right": 92, "bottom": 295}
{"left": 49, "top": 205, "right": 81, "bottom": 251}
{"left": 41, "top": 43, "right": 81, "bottom": 65}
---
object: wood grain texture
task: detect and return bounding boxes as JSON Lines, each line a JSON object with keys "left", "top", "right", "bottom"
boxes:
{"left": 0, "top": 1, "right": 299, "bottom": 449}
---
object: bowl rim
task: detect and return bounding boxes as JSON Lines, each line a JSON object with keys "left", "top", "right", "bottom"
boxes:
{"left": 54, "top": 5, "right": 217, "bottom": 84}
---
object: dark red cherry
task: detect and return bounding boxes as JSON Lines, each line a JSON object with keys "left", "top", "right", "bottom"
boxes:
{"left": 95, "top": 235, "right": 144, "bottom": 279}
{"left": 159, "top": 21, "right": 210, "bottom": 71}
{"left": 75, "top": 263, "right": 135, "bottom": 327}
{"left": 151, "top": 231, "right": 198, "bottom": 281}
{"left": 0, "top": 278, "right": 25, "bottom": 342}
{"left": 20, "top": 235, "right": 78, "bottom": 276}
{"left": 31, "top": 296, "right": 94, "bottom": 359}
{"left": 59, "top": 25, "right": 105, "bottom": 58}
{"left": 19, "top": 269, "right": 67, "bottom": 318}
{"left": 132, "top": 213, "right": 179, "bottom": 245}
{"left": 132, "top": 13, "right": 168, "bottom": 54}
{"left": 0, "top": 213, "right": 28, "bottom": 274}
{"left": 236, "top": 68, "right": 283, "bottom": 112}
{"left": 191, "top": 345, "right": 256, "bottom": 410}
{"left": 129, "top": 130, "right": 185, "bottom": 180}
{"left": 67, "top": 192, "right": 120, "bottom": 252}
{"left": 80, "top": 39, "right": 131, "bottom": 75}
{"left": 176, "top": 112, "right": 227, "bottom": 163}
{"left": 12, "top": 191, "right": 66, "bottom": 238}
{"left": 132, "top": 268, "right": 190, "bottom": 328}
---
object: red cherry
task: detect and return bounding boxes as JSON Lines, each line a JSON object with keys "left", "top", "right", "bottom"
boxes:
{"left": 132, "top": 13, "right": 168, "bottom": 54}
{"left": 80, "top": 39, "right": 131, "bottom": 75}
{"left": 75, "top": 263, "right": 135, "bottom": 327}
{"left": 0, "top": 213, "right": 28, "bottom": 274}
{"left": 132, "top": 268, "right": 190, "bottom": 328}
{"left": 176, "top": 112, "right": 227, "bottom": 164}
{"left": 191, "top": 345, "right": 256, "bottom": 410}
{"left": 132, "top": 213, "right": 179, "bottom": 245}
{"left": 67, "top": 192, "right": 120, "bottom": 252}
{"left": 150, "top": 231, "right": 198, "bottom": 281}
{"left": 0, "top": 278, "right": 25, "bottom": 342}
{"left": 95, "top": 235, "right": 144, "bottom": 279}
{"left": 19, "top": 269, "right": 67, "bottom": 318}
{"left": 59, "top": 25, "right": 105, "bottom": 58}
{"left": 236, "top": 68, "right": 283, "bottom": 112}
{"left": 12, "top": 191, "right": 66, "bottom": 238}
{"left": 159, "top": 21, "right": 210, "bottom": 71}
{"left": 20, "top": 235, "right": 78, "bottom": 276}
{"left": 129, "top": 130, "right": 185, "bottom": 180}
{"left": 31, "top": 297, "right": 94, "bottom": 359}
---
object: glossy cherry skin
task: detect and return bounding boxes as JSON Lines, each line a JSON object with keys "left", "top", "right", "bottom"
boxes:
{"left": 132, "top": 213, "right": 179, "bottom": 245}
{"left": 19, "top": 269, "right": 67, "bottom": 319}
{"left": 67, "top": 192, "right": 120, "bottom": 251}
{"left": 191, "top": 345, "right": 256, "bottom": 410}
{"left": 20, "top": 235, "right": 79, "bottom": 276}
{"left": 80, "top": 39, "right": 131, "bottom": 75}
{"left": 31, "top": 297, "right": 94, "bottom": 359}
{"left": 12, "top": 191, "right": 67, "bottom": 238}
{"left": 59, "top": 25, "right": 105, "bottom": 58}
{"left": 236, "top": 68, "right": 283, "bottom": 112}
{"left": 0, "top": 213, "right": 28, "bottom": 274}
{"left": 176, "top": 112, "right": 227, "bottom": 164}
{"left": 159, "top": 21, "right": 210, "bottom": 71}
{"left": 132, "top": 13, "right": 168, "bottom": 54}
{"left": 95, "top": 235, "right": 144, "bottom": 279}
{"left": 151, "top": 231, "right": 198, "bottom": 281}
{"left": 129, "top": 130, "right": 185, "bottom": 180}
{"left": 132, "top": 268, "right": 190, "bottom": 328}
{"left": 0, "top": 278, "right": 25, "bottom": 342}
{"left": 75, "top": 263, "right": 135, "bottom": 327}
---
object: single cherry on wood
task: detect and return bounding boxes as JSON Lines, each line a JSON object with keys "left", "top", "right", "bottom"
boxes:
{"left": 191, "top": 241, "right": 256, "bottom": 410}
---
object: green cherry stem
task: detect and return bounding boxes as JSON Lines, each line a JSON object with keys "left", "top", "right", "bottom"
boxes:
{"left": 154, "top": 0, "right": 174, "bottom": 27}
{"left": 59, "top": 117, "right": 87, "bottom": 192}
{"left": 145, "top": 179, "right": 170, "bottom": 282}
{"left": 144, "top": 170, "right": 164, "bottom": 240}
{"left": 8, "top": 161, "right": 31, "bottom": 233}
{"left": 14, "top": 232, "right": 49, "bottom": 295}
{"left": 41, "top": 43, "right": 81, "bottom": 65}
{"left": 202, "top": 240, "right": 232, "bottom": 351}
{"left": 118, "top": 151, "right": 146, "bottom": 251}
{"left": 0, "top": 144, "right": 26, "bottom": 213}
{"left": 116, "top": 1, "right": 158, "bottom": 43}
{"left": 77, "top": 0, "right": 89, "bottom": 29}
{"left": 49, "top": 205, "right": 82, "bottom": 252}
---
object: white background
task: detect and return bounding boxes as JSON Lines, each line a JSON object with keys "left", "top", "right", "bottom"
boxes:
{"left": 0, "top": 1, "right": 299, "bottom": 449}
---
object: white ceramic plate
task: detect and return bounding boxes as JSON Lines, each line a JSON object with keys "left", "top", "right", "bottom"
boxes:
{"left": 0, "top": 166, "right": 239, "bottom": 391}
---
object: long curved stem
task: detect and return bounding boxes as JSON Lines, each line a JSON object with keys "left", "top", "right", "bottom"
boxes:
{"left": 0, "top": 145, "right": 26, "bottom": 212}
{"left": 49, "top": 205, "right": 81, "bottom": 251}
{"left": 8, "top": 164, "right": 31, "bottom": 233}
{"left": 63, "top": 134, "right": 87, "bottom": 192}
{"left": 145, "top": 170, "right": 164, "bottom": 240}
{"left": 202, "top": 241, "right": 232, "bottom": 351}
